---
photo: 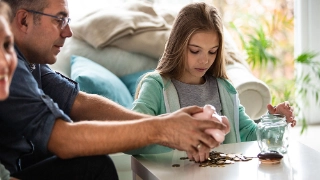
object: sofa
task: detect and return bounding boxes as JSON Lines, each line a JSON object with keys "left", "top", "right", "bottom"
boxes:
{"left": 49, "top": 2, "right": 271, "bottom": 179}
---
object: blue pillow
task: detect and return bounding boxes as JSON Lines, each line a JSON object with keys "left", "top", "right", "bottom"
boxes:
{"left": 119, "top": 70, "right": 153, "bottom": 98}
{"left": 70, "top": 55, "right": 133, "bottom": 109}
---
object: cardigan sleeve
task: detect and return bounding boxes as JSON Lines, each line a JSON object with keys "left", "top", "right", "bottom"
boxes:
{"left": 132, "top": 74, "right": 166, "bottom": 115}
{"left": 238, "top": 104, "right": 258, "bottom": 141}
{"left": 128, "top": 74, "right": 173, "bottom": 155}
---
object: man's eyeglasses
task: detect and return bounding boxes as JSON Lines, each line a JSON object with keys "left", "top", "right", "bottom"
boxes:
{"left": 25, "top": 9, "right": 71, "bottom": 29}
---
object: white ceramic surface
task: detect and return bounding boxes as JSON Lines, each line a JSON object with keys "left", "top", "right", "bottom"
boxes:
{"left": 131, "top": 141, "right": 320, "bottom": 180}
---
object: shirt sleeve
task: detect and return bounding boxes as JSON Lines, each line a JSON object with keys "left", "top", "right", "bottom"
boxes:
{"left": 39, "top": 65, "right": 79, "bottom": 116}
{"left": 0, "top": 60, "right": 72, "bottom": 155}
{"left": 129, "top": 74, "right": 173, "bottom": 155}
{"left": 239, "top": 104, "right": 258, "bottom": 141}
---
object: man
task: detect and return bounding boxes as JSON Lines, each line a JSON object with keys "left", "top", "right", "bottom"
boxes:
{"left": 0, "top": 0, "right": 226, "bottom": 179}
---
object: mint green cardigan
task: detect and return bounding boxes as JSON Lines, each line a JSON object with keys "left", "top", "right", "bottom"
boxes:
{"left": 126, "top": 72, "right": 257, "bottom": 155}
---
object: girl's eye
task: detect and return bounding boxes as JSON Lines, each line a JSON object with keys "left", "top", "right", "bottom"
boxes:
{"left": 190, "top": 50, "right": 199, "bottom": 54}
{"left": 209, "top": 51, "right": 217, "bottom": 55}
{"left": 4, "top": 41, "right": 12, "bottom": 51}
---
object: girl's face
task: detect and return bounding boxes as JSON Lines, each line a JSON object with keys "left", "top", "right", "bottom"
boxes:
{"left": 0, "top": 16, "right": 17, "bottom": 100}
{"left": 179, "top": 31, "right": 219, "bottom": 84}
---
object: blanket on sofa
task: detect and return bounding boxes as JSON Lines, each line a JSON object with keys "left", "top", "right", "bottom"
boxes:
{"left": 71, "top": 1, "right": 171, "bottom": 59}
{"left": 71, "top": 1, "right": 249, "bottom": 66}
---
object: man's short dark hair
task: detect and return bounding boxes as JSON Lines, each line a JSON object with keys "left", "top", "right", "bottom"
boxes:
{"left": 2, "top": 0, "right": 49, "bottom": 23}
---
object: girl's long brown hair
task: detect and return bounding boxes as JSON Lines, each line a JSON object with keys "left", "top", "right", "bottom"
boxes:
{"left": 156, "top": 2, "right": 228, "bottom": 80}
{"left": 135, "top": 2, "right": 228, "bottom": 99}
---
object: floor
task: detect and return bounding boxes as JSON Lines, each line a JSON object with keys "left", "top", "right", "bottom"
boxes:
{"left": 290, "top": 124, "right": 320, "bottom": 152}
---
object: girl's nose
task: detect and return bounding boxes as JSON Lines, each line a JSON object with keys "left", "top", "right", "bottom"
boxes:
{"left": 198, "top": 54, "right": 209, "bottom": 64}
{"left": 0, "top": 51, "right": 8, "bottom": 67}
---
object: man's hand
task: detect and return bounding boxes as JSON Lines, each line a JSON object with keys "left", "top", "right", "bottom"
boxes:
{"left": 157, "top": 106, "right": 227, "bottom": 155}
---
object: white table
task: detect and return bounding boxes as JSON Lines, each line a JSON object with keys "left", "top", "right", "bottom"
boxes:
{"left": 131, "top": 141, "right": 320, "bottom": 180}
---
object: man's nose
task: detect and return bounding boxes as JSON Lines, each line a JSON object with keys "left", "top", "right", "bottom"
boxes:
{"left": 61, "top": 24, "right": 73, "bottom": 38}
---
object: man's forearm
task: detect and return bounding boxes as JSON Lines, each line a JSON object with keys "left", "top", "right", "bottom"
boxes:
{"left": 48, "top": 106, "right": 227, "bottom": 160}
{"left": 70, "top": 91, "right": 150, "bottom": 121}
{"left": 48, "top": 118, "right": 161, "bottom": 159}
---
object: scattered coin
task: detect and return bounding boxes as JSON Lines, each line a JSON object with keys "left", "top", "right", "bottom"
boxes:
{"left": 172, "top": 164, "right": 180, "bottom": 167}
{"left": 179, "top": 151, "right": 254, "bottom": 168}
{"left": 233, "top": 157, "right": 241, "bottom": 161}
{"left": 180, "top": 157, "right": 189, "bottom": 160}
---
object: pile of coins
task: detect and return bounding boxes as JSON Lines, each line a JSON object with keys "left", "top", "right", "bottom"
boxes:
{"left": 176, "top": 151, "right": 254, "bottom": 168}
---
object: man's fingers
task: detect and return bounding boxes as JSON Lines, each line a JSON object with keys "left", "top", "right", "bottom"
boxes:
{"left": 199, "top": 153, "right": 206, "bottom": 162}
{"left": 197, "top": 119, "right": 227, "bottom": 131}
{"left": 187, "top": 152, "right": 194, "bottom": 160}
{"left": 205, "top": 152, "right": 209, "bottom": 160}
{"left": 193, "top": 153, "right": 200, "bottom": 162}
{"left": 198, "top": 132, "right": 221, "bottom": 149}
{"left": 180, "top": 106, "right": 203, "bottom": 115}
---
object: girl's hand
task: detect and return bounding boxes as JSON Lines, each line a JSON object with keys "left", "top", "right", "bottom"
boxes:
{"left": 267, "top": 101, "right": 296, "bottom": 127}
{"left": 186, "top": 146, "right": 210, "bottom": 162}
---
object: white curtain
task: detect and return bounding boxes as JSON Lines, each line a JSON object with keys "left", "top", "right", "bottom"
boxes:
{"left": 295, "top": 0, "right": 320, "bottom": 124}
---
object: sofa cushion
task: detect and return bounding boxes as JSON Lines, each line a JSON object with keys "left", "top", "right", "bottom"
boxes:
{"left": 51, "top": 37, "right": 158, "bottom": 78}
{"left": 70, "top": 55, "right": 133, "bottom": 109}
{"left": 119, "top": 70, "right": 153, "bottom": 98}
{"left": 226, "top": 62, "right": 271, "bottom": 120}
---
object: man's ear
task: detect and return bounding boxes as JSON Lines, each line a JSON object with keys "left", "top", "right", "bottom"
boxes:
{"left": 14, "top": 10, "right": 32, "bottom": 33}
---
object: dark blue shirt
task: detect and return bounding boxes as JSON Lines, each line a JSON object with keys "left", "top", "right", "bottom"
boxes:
{"left": 0, "top": 46, "right": 79, "bottom": 173}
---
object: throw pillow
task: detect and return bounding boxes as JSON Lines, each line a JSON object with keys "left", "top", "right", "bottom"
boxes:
{"left": 119, "top": 69, "right": 153, "bottom": 98}
{"left": 70, "top": 55, "right": 133, "bottom": 109}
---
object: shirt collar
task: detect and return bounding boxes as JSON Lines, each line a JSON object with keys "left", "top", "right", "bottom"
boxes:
{"left": 14, "top": 44, "right": 36, "bottom": 72}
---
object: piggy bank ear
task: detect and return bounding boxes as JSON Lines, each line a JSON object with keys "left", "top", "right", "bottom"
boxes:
{"left": 203, "top": 104, "right": 216, "bottom": 115}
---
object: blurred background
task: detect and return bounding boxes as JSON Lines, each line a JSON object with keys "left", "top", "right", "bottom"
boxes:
{"left": 68, "top": 0, "right": 320, "bottom": 148}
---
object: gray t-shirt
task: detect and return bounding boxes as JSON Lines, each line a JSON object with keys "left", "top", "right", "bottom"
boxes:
{"left": 172, "top": 75, "right": 222, "bottom": 115}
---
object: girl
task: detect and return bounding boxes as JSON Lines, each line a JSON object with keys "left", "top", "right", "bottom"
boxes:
{"left": 0, "top": 1, "right": 18, "bottom": 179}
{"left": 0, "top": 1, "right": 16, "bottom": 100}
{"left": 129, "top": 2, "right": 295, "bottom": 161}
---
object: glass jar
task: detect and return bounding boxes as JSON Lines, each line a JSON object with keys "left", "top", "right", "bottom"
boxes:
{"left": 256, "top": 114, "right": 289, "bottom": 154}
